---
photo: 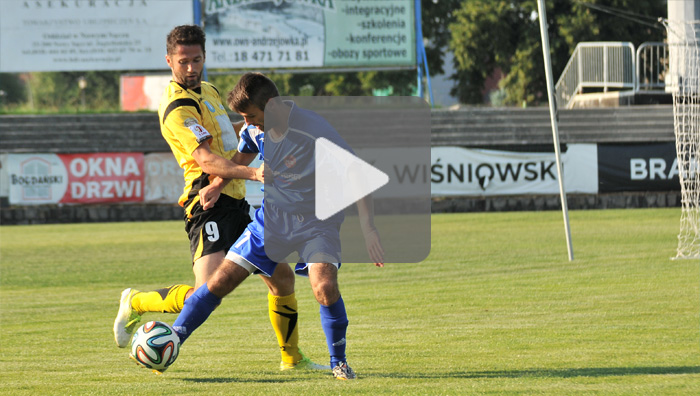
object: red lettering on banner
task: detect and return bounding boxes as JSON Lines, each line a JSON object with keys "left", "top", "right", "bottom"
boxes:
{"left": 60, "top": 153, "right": 144, "bottom": 204}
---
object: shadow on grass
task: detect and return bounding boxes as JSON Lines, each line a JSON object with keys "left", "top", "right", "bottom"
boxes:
{"left": 181, "top": 376, "right": 311, "bottom": 384}
{"left": 178, "top": 366, "right": 700, "bottom": 383}
{"left": 367, "top": 366, "right": 700, "bottom": 379}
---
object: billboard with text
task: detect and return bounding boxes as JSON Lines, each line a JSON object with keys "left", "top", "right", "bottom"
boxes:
{"left": 5, "top": 143, "right": 681, "bottom": 206}
{"left": 0, "top": 0, "right": 193, "bottom": 72}
{"left": 7, "top": 153, "right": 144, "bottom": 205}
{"left": 0, "top": 0, "right": 415, "bottom": 73}
{"left": 204, "top": 0, "right": 415, "bottom": 69}
{"left": 598, "top": 143, "right": 681, "bottom": 192}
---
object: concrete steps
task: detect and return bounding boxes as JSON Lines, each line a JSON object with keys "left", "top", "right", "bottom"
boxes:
{"left": 0, "top": 105, "right": 674, "bottom": 153}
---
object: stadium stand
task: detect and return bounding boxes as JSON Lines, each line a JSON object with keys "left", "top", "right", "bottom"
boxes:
{"left": 0, "top": 105, "right": 679, "bottom": 224}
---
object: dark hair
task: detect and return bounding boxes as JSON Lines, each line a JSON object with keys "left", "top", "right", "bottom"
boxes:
{"left": 227, "top": 72, "right": 280, "bottom": 112}
{"left": 166, "top": 25, "right": 205, "bottom": 55}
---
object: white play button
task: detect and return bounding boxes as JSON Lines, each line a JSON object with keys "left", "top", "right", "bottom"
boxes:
{"left": 314, "top": 137, "right": 389, "bottom": 221}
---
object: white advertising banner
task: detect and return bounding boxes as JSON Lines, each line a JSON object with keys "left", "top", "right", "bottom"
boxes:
{"left": 0, "top": 0, "right": 193, "bottom": 72}
{"left": 7, "top": 154, "right": 68, "bottom": 205}
{"left": 143, "top": 153, "right": 184, "bottom": 203}
{"left": 354, "top": 147, "right": 428, "bottom": 198}
{"left": 430, "top": 145, "right": 598, "bottom": 196}
{"left": 0, "top": 154, "right": 9, "bottom": 198}
{"left": 4, "top": 145, "right": 599, "bottom": 206}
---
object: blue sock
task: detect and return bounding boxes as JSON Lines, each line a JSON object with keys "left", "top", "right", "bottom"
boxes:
{"left": 172, "top": 283, "right": 221, "bottom": 344}
{"left": 319, "top": 296, "right": 348, "bottom": 367}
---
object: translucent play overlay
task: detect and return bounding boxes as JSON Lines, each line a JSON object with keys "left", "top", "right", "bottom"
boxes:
{"left": 263, "top": 96, "right": 431, "bottom": 264}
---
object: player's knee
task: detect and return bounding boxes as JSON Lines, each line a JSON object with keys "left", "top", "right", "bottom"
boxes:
{"left": 312, "top": 280, "right": 339, "bottom": 306}
{"left": 209, "top": 260, "right": 249, "bottom": 296}
{"left": 275, "top": 262, "right": 295, "bottom": 282}
{"left": 266, "top": 276, "right": 294, "bottom": 296}
{"left": 265, "top": 263, "right": 295, "bottom": 296}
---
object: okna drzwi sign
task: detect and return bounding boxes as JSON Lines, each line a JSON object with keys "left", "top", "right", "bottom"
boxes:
{"left": 8, "top": 153, "right": 144, "bottom": 205}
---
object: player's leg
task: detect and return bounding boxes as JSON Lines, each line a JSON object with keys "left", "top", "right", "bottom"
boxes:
{"left": 257, "top": 262, "right": 303, "bottom": 367}
{"left": 193, "top": 251, "right": 226, "bottom": 289}
{"left": 114, "top": 282, "right": 195, "bottom": 347}
{"left": 172, "top": 223, "right": 267, "bottom": 344}
{"left": 260, "top": 262, "right": 328, "bottom": 371}
{"left": 173, "top": 258, "right": 251, "bottom": 343}
{"left": 126, "top": 251, "right": 222, "bottom": 332}
{"left": 307, "top": 262, "right": 355, "bottom": 379}
{"left": 235, "top": 224, "right": 328, "bottom": 371}
{"left": 226, "top": 227, "right": 305, "bottom": 367}
{"left": 112, "top": 254, "right": 218, "bottom": 348}
{"left": 113, "top": 283, "right": 193, "bottom": 347}
{"left": 112, "top": 222, "right": 220, "bottom": 347}
{"left": 114, "top": 200, "right": 250, "bottom": 347}
{"left": 128, "top": 248, "right": 222, "bottom": 316}
{"left": 130, "top": 285, "right": 195, "bottom": 314}
{"left": 292, "top": 219, "right": 351, "bottom": 377}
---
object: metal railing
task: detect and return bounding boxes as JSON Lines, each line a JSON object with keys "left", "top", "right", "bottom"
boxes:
{"left": 636, "top": 42, "right": 668, "bottom": 92}
{"left": 555, "top": 42, "right": 636, "bottom": 109}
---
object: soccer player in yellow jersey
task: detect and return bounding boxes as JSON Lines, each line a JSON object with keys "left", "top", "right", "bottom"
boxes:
{"left": 113, "top": 24, "right": 325, "bottom": 371}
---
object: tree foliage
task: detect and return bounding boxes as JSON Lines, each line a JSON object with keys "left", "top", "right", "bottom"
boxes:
{"left": 243, "top": 0, "right": 458, "bottom": 98}
{"left": 0, "top": 74, "right": 27, "bottom": 106}
{"left": 0, "top": 71, "right": 121, "bottom": 113}
{"left": 28, "top": 71, "right": 121, "bottom": 111}
{"left": 450, "top": 0, "right": 667, "bottom": 106}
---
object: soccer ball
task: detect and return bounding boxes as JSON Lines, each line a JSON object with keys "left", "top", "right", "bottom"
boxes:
{"left": 129, "top": 321, "right": 180, "bottom": 373}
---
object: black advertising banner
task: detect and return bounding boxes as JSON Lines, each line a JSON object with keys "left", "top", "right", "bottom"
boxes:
{"left": 598, "top": 143, "right": 681, "bottom": 192}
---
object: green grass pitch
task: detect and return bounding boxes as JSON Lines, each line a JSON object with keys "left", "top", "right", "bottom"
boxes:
{"left": 0, "top": 208, "right": 698, "bottom": 395}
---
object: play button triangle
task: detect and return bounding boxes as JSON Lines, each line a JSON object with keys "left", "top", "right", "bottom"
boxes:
{"left": 314, "top": 137, "right": 389, "bottom": 221}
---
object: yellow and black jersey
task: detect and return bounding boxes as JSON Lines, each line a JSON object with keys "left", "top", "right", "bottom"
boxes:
{"left": 158, "top": 80, "right": 246, "bottom": 215}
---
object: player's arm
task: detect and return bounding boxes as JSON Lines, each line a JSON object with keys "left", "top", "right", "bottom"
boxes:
{"left": 199, "top": 175, "right": 228, "bottom": 210}
{"left": 355, "top": 194, "right": 384, "bottom": 266}
{"left": 232, "top": 150, "right": 257, "bottom": 166}
{"left": 339, "top": 140, "right": 383, "bottom": 266}
{"left": 207, "top": 122, "right": 259, "bottom": 187}
{"left": 192, "top": 141, "right": 262, "bottom": 181}
{"left": 199, "top": 150, "right": 262, "bottom": 210}
{"left": 349, "top": 156, "right": 384, "bottom": 266}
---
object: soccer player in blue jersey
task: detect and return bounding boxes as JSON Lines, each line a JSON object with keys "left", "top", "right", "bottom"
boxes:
{"left": 171, "top": 72, "right": 384, "bottom": 380}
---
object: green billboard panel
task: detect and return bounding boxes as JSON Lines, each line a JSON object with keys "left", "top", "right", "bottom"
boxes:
{"left": 204, "top": 0, "right": 416, "bottom": 69}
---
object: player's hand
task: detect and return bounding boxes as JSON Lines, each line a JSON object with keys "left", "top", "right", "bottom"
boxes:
{"left": 362, "top": 226, "right": 384, "bottom": 267}
{"left": 254, "top": 163, "right": 265, "bottom": 183}
{"left": 199, "top": 183, "right": 222, "bottom": 210}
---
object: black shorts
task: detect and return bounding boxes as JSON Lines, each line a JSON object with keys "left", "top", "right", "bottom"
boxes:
{"left": 185, "top": 195, "right": 252, "bottom": 262}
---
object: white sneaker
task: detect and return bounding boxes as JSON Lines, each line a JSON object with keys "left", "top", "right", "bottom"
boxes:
{"left": 113, "top": 288, "right": 141, "bottom": 348}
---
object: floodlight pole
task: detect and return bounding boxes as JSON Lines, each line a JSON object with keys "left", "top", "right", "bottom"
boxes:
{"left": 193, "top": 0, "right": 208, "bottom": 82}
{"left": 415, "top": 0, "right": 434, "bottom": 106}
{"left": 537, "top": 0, "right": 574, "bottom": 261}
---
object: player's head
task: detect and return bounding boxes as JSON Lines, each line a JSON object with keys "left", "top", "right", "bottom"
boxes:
{"left": 228, "top": 72, "right": 280, "bottom": 130}
{"left": 165, "top": 25, "right": 206, "bottom": 89}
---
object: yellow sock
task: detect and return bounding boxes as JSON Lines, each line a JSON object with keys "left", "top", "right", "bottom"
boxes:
{"left": 268, "top": 292, "right": 302, "bottom": 364}
{"left": 131, "top": 285, "right": 193, "bottom": 315}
